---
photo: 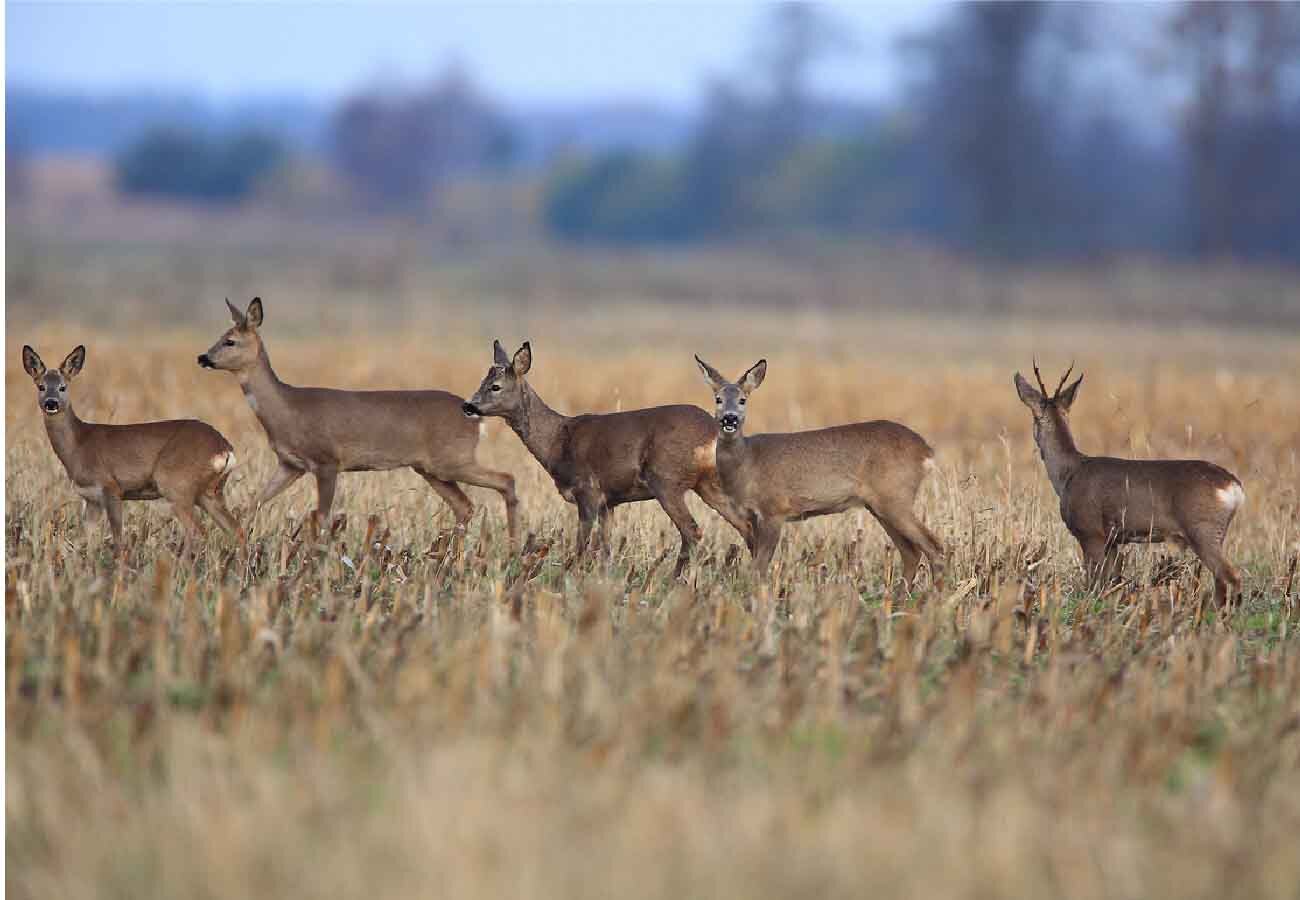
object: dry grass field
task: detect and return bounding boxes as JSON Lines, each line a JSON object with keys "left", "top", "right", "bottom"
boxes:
{"left": 6, "top": 239, "right": 1300, "bottom": 899}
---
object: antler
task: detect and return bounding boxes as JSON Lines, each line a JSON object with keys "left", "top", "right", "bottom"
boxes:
{"left": 1054, "top": 362, "right": 1075, "bottom": 398}
{"left": 1032, "top": 357, "right": 1049, "bottom": 397}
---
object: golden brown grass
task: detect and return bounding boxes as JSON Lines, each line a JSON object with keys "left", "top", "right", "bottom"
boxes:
{"left": 6, "top": 245, "right": 1300, "bottom": 899}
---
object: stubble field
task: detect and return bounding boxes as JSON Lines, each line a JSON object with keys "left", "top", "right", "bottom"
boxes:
{"left": 6, "top": 241, "right": 1300, "bottom": 899}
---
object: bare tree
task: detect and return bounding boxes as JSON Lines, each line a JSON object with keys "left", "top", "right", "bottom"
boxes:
{"left": 907, "top": 1, "right": 1062, "bottom": 256}
{"left": 1166, "top": 2, "right": 1300, "bottom": 258}
{"left": 331, "top": 65, "right": 514, "bottom": 215}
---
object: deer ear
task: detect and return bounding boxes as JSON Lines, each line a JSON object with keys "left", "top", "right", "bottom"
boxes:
{"left": 512, "top": 341, "right": 532, "bottom": 377}
{"left": 22, "top": 346, "right": 46, "bottom": 381}
{"left": 695, "top": 355, "right": 727, "bottom": 391}
{"left": 226, "top": 297, "right": 246, "bottom": 326}
{"left": 739, "top": 359, "right": 767, "bottom": 394}
{"left": 493, "top": 340, "right": 510, "bottom": 367}
{"left": 246, "top": 297, "right": 264, "bottom": 329}
{"left": 61, "top": 345, "right": 86, "bottom": 380}
{"left": 1058, "top": 373, "right": 1083, "bottom": 410}
{"left": 1014, "top": 373, "right": 1044, "bottom": 408}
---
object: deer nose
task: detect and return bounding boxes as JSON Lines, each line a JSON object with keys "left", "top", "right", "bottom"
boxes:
{"left": 42, "top": 399, "right": 60, "bottom": 413}
{"left": 719, "top": 413, "right": 741, "bottom": 430}
{"left": 197, "top": 354, "right": 213, "bottom": 368}
{"left": 462, "top": 402, "right": 482, "bottom": 418}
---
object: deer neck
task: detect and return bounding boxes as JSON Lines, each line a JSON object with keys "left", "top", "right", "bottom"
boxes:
{"left": 714, "top": 430, "right": 755, "bottom": 492}
{"left": 236, "top": 347, "right": 291, "bottom": 422}
{"left": 715, "top": 430, "right": 750, "bottom": 466}
{"left": 43, "top": 404, "right": 89, "bottom": 473}
{"left": 507, "top": 382, "right": 569, "bottom": 474}
{"left": 1035, "top": 413, "right": 1085, "bottom": 498}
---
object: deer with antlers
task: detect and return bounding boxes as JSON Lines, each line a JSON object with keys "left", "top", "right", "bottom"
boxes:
{"left": 1014, "top": 362, "right": 1245, "bottom": 606}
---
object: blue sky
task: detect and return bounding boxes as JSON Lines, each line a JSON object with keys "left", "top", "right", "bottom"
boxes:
{"left": 7, "top": 1, "right": 941, "bottom": 106}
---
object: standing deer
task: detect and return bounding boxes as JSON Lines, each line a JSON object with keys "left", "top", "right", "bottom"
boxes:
{"left": 22, "top": 344, "right": 242, "bottom": 549}
{"left": 461, "top": 341, "right": 751, "bottom": 576}
{"left": 1013, "top": 363, "right": 1244, "bottom": 606}
{"left": 694, "top": 356, "right": 946, "bottom": 586}
{"left": 198, "top": 297, "right": 518, "bottom": 541}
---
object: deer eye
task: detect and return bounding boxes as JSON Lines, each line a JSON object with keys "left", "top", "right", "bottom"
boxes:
{"left": 59, "top": 385, "right": 67, "bottom": 392}
{"left": 490, "top": 384, "right": 502, "bottom": 393}
{"left": 715, "top": 396, "right": 722, "bottom": 404}
{"left": 738, "top": 398, "right": 746, "bottom": 406}
{"left": 223, "top": 339, "right": 236, "bottom": 347}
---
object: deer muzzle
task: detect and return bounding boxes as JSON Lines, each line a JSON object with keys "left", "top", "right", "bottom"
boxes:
{"left": 197, "top": 354, "right": 215, "bottom": 369}
{"left": 42, "top": 399, "right": 61, "bottom": 414}
{"left": 719, "top": 413, "right": 741, "bottom": 433}
{"left": 462, "top": 402, "right": 482, "bottom": 418}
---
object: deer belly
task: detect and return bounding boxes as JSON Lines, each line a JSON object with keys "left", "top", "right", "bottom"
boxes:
{"left": 1112, "top": 527, "right": 1176, "bottom": 545}
{"left": 274, "top": 446, "right": 313, "bottom": 471}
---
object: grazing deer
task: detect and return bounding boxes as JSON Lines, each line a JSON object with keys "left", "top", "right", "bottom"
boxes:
{"left": 1013, "top": 363, "right": 1244, "bottom": 606}
{"left": 22, "top": 344, "right": 242, "bottom": 549}
{"left": 462, "top": 341, "right": 751, "bottom": 576}
{"left": 198, "top": 297, "right": 518, "bottom": 541}
{"left": 694, "top": 356, "right": 946, "bottom": 586}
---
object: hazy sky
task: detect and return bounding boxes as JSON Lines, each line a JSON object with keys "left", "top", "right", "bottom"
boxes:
{"left": 7, "top": 1, "right": 942, "bottom": 106}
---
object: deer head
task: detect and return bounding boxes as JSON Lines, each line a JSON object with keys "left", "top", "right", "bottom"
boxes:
{"left": 1014, "top": 360, "right": 1084, "bottom": 456}
{"left": 695, "top": 355, "right": 766, "bottom": 437}
{"left": 463, "top": 340, "right": 532, "bottom": 419}
{"left": 23, "top": 344, "right": 85, "bottom": 417}
{"left": 198, "top": 297, "right": 265, "bottom": 373}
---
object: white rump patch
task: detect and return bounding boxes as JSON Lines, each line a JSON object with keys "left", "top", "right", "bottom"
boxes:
{"left": 1217, "top": 482, "right": 1245, "bottom": 511}
{"left": 213, "top": 451, "right": 237, "bottom": 474}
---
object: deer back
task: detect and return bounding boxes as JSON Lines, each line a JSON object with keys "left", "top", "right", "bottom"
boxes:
{"left": 560, "top": 404, "right": 718, "bottom": 498}
{"left": 721, "top": 421, "right": 934, "bottom": 516}
{"left": 1060, "top": 457, "right": 1243, "bottom": 542}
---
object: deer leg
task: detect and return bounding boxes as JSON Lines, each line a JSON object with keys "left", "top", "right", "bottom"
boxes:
{"left": 900, "top": 517, "right": 947, "bottom": 588}
{"left": 168, "top": 496, "right": 207, "bottom": 560}
{"left": 314, "top": 467, "right": 339, "bottom": 529}
{"left": 693, "top": 477, "right": 754, "bottom": 552}
{"left": 198, "top": 491, "right": 243, "bottom": 545}
{"left": 448, "top": 464, "right": 519, "bottom": 547}
{"left": 1078, "top": 535, "right": 1113, "bottom": 592}
{"left": 252, "top": 462, "right": 304, "bottom": 519}
{"left": 416, "top": 470, "right": 474, "bottom": 530}
{"left": 102, "top": 489, "right": 125, "bottom": 552}
{"left": 873, "top": 502, "right": 946, "bottom": 589}
{"left": 594, "top": 501, "right": 613, "bottom": 560}
{"left": 873, "top": 516, "right": 921, "bottom": 588}
{"left": 751, "top": 519, "right": 782, "bottom": 572}
{"left": 649, "top": 486, "right": 702, "bottom": 579}
{"left": 1188, "top": 529, "right": 1241, "bottom": 609}
{"left": 575, "top": 497, "right": 599, "bottom": 562}
{"left": 81, "top": 499, "right": 104, "bottom": 532}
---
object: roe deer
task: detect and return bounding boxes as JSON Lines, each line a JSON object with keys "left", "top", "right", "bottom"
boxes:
{"left": 198, "top": 297, "right": 518, "bottom": 541}
{"left": 22, "top": 344, "right": 242, "bottom": 549}
{"left": 462, "top": 341, "right": 750, "bottom": 577}
{"left": 694, "top": 356, "right": 945, "bottom": 586}
{"left": 1013, "top": 363, "right": 1244, "bottom": 606}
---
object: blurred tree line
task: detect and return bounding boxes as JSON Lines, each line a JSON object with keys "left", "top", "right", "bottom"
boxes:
{"left": 115, "top": 130, "right": 286, "bottom": 202}
{"left": 545, "top": 1, "right": 1300, "bottom": 261}
{"left": 101, "top": 1, "right": 1299, "bottom": 261}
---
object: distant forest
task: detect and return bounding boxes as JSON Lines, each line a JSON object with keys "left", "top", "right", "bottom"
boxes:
{"left": 8, "top": 2, "right": 1299, "bottom": 262}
